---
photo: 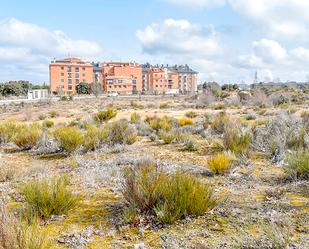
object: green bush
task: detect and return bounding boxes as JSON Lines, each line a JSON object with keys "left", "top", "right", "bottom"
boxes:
{"left": 42, "top": 120, "right": 54, "bottom": 128}
{"left": 123, "top": 161, "right": 217, "bottom": 224}
{"left": 12, "top": 124, "right": 42, "bottom": 150}
{"left": 105, "top": 119, "right": 137, "bottom": 145}
{"left": 94, "top": 108, "right": 117, "bottom": 123}
{"left": 183, "top": 138, "right": 200, "bottom": 152}
{"left": 49, "top": 111, "right": 57, "bottom": 118}
{"left": 22, "top": 176, "right": 79, "bottom": 219}
{"left": 130, "top": 112, "right": 141, "bottom": 123}
{"left": 54, "top": 126, "right": 84, "bottom": 153}
{"left": 223, "top": 126, "right": 251, "bottom": 154}
{"left": 158, "top": 131, "right": 175, "bottom": 144}
{"left": 285, "top": 150, "right": 309, "bottom": 179}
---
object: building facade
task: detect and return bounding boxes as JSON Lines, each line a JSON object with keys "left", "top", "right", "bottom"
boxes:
{"left": 50, "top": 58, "right": 198, "bottom": 95}
{"left": 102, "top": 62, "right": 142, "bottom": 95}
{"left": 50, "top": 58, "right": 94, "bottom": 94}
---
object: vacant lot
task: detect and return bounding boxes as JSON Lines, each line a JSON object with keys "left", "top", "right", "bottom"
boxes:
{"left": 0, "top": 93, "right": 308, "bottom": 249}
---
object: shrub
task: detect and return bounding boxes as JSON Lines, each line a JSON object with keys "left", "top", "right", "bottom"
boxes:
{"left": 179, "top": 118, "right": 194, "bottom": 126}
{"left": 123, "top": 161, "right": 217, "bottom": 224}
{"left": 38, "top": 114, "right": 46, "bottom": 120}
{"left": 83, "top": 125, "right": 101, "bottom": 151}
{"left": 0, "top": 121, "right": 19, "bottom": 144}
{"left": 130, "top": 112, "right": 141, "bottom": 123}
{"left": 94, "top": 108, "right": 117, "bottom": 123}
{"left": 42, "top": 120, "right": 54, "bottom": 128}
{"left": 105, "top": 119, "right": 137, "bottom": 145}
{"left": 211, "top": 111, "right": 230, "bottom": 133}
{"left": 130, "top": 101, "right": 143, "bottom": 109}
{"left": 49, "top": 111, "right": 57, "bottom": 118}
{"left": 0, "top": 167, "right": 15, "bottom": 182}
{"left": 159, "top": 102, "right": 169, "bottom": 109}
{"left": 208, "top": 153, "right": 231, "bottom": 174}
{"left": 185, "top": 111, "right": 198, "bottom": 118}
{"left": 12, "top": 124, "right": 42, "bottom": 150}
{"left": 284, "top": 150, "right": 309, "bottom": 179}
{"left": 183, "top": 138, "right": 200, "bottom": 152}
{"left": 54, "top": 126, "right": 84, "bottom": 153}
{"left": 223, "top": 126, "right": 251, "bottom": 154}
{"left": 22, "top": 176, "right": 79, "bottom": 219}
{"left": 146, "top": 116, "right": 173, "bottom": 132}
{"left": 158, "top": 131, "right": 175, "bottom": 144}
{"left": 0, "top": 207, "right": 52, "bottom": 249}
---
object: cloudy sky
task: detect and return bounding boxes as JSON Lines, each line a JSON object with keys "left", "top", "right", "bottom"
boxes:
{"left": 1, "top": 0, "right": 309, "bottom": 84}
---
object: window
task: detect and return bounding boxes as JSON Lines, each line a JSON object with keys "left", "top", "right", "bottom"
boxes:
{"left": 61, "top": 67, "right": 64, "bottom": 70}
{"left": 124, "top": 85, "right": 127, "bottom": 88}
{"left": 132, "top": 80, "right": 137, "bottom": 85}
{"left": 75, "top": 73, "right": 79, "bottom": 78}
{"left": 119, "top": 85, "right": 122, "bottom": 88}
{"left": 82, "top": 73, "right": 86, "bottom": 77}
{"left": 76, "top": 79, "right": 79, "bottom": 84}
{"left": 68, "top": 72, "right": 72, "bottom": 78}
{"left": 107, "top": 79, "right": 113, "bottom": 84}
{"left": 68, "top": 66, "right": 72, "bottom": 72}
{"left": 82, "top": 67, "right": 86, "bottom": 71}
{"left": 61, "top": 73, "right": 64, "bottom": 76}
{"left": 61, "top": 79, "right": 64, "bottom": 83}
{"left": 109, "top": 85, "right": 112, "bottom": 88}
{"left": 68, "top": 85, "right": 72, "bottom": 90}
{"left": 82, "top": 79, "right": 86, "bottom": 82}
{"left": 75, "top": 67, "right": 79, "bottom": 72}
{"left": 155, "top": 85, "right": 158, "bottom": 87}
{"left": 68, "top": 79, "right": 72, "bottom": 85}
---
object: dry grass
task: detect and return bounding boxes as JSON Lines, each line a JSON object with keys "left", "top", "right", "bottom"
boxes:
{"left": 207, "top": 153, "right": 231, "bottom": 174}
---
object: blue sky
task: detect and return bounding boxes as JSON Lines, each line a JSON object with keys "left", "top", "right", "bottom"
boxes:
{"left": 1, "top": 0, "right": 309, "bottom": 84}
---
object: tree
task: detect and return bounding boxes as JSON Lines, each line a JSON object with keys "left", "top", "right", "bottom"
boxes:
{"left": 76, "top": 82, "right": 91, "bottom": 94}
{"left": 90, "top": 82, "right": 102, "bottom": 97}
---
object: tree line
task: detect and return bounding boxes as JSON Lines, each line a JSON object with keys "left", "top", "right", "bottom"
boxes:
{"left": 0, "top": 81, "right": 48, "bottom": 97}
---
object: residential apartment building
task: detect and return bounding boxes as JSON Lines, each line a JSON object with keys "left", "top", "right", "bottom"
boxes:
{"left": 50, "top": 58, "right": 94, "bottom": 94}
{"left": 50, "top": 58, "right": 198, "bottom": 95}
{"left": 146, "top": 66, "right": 179, "bottom": 94}
{"left": 142, "top": 64, "right": 198, "bottom": 94}
{"left": 168, "top": 65, "right": 198, "bottom": 94}
{"left": 102, "top": 62, "right": 142, "bottom": 95}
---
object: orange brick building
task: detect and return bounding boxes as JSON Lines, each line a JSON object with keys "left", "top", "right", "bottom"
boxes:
{"left": 102, "top": 62, "right": 142, "bottom": 95}
{"left": 49, "top": 58, "right": 198, "bottom": 95}
{"left": 49, "top": 58, "right": 95, "bottom": 94}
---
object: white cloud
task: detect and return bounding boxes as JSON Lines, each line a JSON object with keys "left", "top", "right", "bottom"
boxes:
{"left": 164, "top": 0, "right": 226, "bottom": 8}
{"left": 229, "top": 0, "right": 309, "bottom": 39}
{"left": 0, "top": 18, "right": 103, "bottom": 83}
{"left": 136, "top": 19, "right": 223, "bottom": 57}
{"left": 252, "top": 39, "right": 288, "bottom": 63}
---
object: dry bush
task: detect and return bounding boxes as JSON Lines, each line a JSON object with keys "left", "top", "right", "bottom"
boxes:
{"left": 12, "top": 124, "right": 42, "bottom": 150}
{"left": 284, "top": 150, "right": 309, "bottom": 180}
{"left": 249, "top": 90, "right": 272, "bottom": 107}
{"left": 159, "top": 102, "right": 169, "bottom": 109}
{"left": 0, "top": 167, "right": 15, "bottom": 182}
{"left": 22, "top": 176, "right": 79, "bottom": 219}
{"left": 207, "top": 153, "right": 231, "bottom": 174}
{"left": 179, "top": 118, "right": 194, "bottom": 126}
{"left": 94, "top": 108, "right": 117, "bottom": 123}
{"left": 183, "top": 138, "right": 200, "bottom": 152}
{"left": 105, "top": 119, "right": 137, "bottom": 145}
{"left": 0, "top": 121, "right": 19, "bottom": 144}
{"left": 54, "top": 126, "right": 84, "bottom": 154}
{"left": 49, "top": 111, "right": 57, "bottom": 118}
{"left": 122, "top": 160, "right": 217, "bottom": 224}
{"left": 130, "top": 112, "right": 141, "bottom": 123}
{"left": 146, "top": 116, "right": 173, "bottom": 132}
{"left": 130, "top": 101, "right": 144, "bottom": 109}
{"left": 42, "top": 120, "right": 54, "bottom": 128}
{"left": 211, "top": 111, "right": 230, "bottom": 133}
{"left": 185, "top": 111, "right": 198, "bottom": 118}
{"left": 83, "top": 125, "right": 102, "bottom": 151}
{"left": 0, "top": 207, "right": 52, "bottom": 249}
{"left": 223, "top": 124, "right": 251, "bottom": 155}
